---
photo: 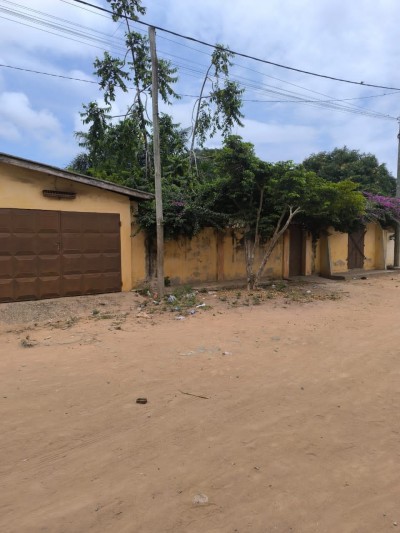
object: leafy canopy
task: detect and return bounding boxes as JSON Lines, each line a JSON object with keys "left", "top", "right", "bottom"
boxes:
{"left": 303, "top": 146, "right": 395, "bottom": 196}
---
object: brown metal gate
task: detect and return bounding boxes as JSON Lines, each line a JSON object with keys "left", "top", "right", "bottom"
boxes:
{"left": 348, "top": 228, "right": 365, "bottom": 269}
{"left": 0, "top": 209, "right": 121, "bottom": 302}
{"left": 289, "top": 225, "right": 303, "bottom": 277}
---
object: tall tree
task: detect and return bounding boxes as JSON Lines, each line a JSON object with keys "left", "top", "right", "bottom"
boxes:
{"left": 303, "top": 146, "right": 395, "bottom": 196}
{"left": 76, "top": 0, "right": 178, "bottom": 181}
{"left": 189, "top": 45, "right": 244, "bottom": 170}
{"left": 212, "top": 137, "right": 366, "bottom": 289}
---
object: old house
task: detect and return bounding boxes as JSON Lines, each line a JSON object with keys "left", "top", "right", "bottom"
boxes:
{"left": 0, "top": 153, "right": 152, "bottom": 302}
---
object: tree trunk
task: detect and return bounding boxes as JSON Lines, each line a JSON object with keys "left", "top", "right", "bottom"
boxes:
{"left": 125, "top": 17, "right": 151, "bottom": 179}
{"left": 250, "top": 206, "right": 301, "bottom": 289}
{"left": 189, "top": 64, "right": 213, "bottom": 167}
{"left": 244, "top": 231, "right": 255, "bottom": 290}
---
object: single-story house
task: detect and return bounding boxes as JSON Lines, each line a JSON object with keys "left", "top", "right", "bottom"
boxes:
{"left": 0, "top": 153, "right": 152, "bottom": 302}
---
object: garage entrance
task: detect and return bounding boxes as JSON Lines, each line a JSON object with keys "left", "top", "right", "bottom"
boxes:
{"left": 0, "top": 209, "right": 122, "bottom": 302}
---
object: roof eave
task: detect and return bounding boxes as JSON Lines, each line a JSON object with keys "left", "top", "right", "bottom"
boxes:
{"left": 0, "top": 153, "right": 154, "bottom": 201}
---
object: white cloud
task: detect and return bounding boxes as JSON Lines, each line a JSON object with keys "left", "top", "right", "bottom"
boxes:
{"left": 0, "top": 92, "right": 60, "bottom": 135}
{"left": 0, "top": 90, "right": 79, "bottom": 165}
{"left": 1, "top": 0, "right": 400, "bottom": 174}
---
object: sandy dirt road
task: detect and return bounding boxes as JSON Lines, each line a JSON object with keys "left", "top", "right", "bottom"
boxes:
{"left": 1, "top": 276, "right": 400, "bottom": 533}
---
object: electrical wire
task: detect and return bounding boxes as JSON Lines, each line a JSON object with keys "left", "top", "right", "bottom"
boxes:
{"left": 0, "top": 0, "right": 397, "bottom": 122}
{"left": 69, "top": 0, "right": 400, "bottom": 92}
{"left": 0, "top": 63, "right": 98, "bottom": 83}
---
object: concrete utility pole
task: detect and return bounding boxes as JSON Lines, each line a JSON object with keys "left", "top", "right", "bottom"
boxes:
{"left": 148, "top": 26, "right": 165, "bottom": 298}
{"left": 394, "top": 120, "right": 400, "bottom": 268}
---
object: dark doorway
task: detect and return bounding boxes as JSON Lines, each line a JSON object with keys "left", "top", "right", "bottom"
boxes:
{"left": 348, "top": 228, "right": 365, "bottom": 269}
{"left": 289, "top": 225, "right": 303, "bottom": 276}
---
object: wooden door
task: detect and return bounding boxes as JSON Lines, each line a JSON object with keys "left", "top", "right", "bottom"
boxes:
{"left": 348, "top": 228, "right": 365, "bottom": 269}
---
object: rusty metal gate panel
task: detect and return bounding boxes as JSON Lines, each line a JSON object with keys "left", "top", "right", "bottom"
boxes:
{"left": 60, "top": 211, "right": 121, "bottom": 297}
{"left": 348, "top": 228, "right": 365, "bottom": 269}
{"left": 0, "top": 209, "right": 60, "bottom": 302}
{"left": 0, "top": 208, "right": 121, "bottom": 302}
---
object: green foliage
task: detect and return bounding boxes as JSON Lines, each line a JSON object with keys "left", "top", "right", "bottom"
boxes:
{"left": 303, "top": 146, "right": 395, "bottom": 196}
{"left": 208, "top": 136, "right": 366, "bottom": 241}
{"left": 191, "top": 45, "right": 244, "bottom": 151}
{"left": 107, "top": 0, "right": 146, "bottom": 21}
{"left": 94, "top": 52, "right": 129, "bottom": 104}
{"left": 72, "top": 0, "right": 371, "bottom": 248}
{"left": 74, "top": 111, "right": 147, "bottom": 187}
{"left": 298, "top": 178, "right": 367, "bottom": 235}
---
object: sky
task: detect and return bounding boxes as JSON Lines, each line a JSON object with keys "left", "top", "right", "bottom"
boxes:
{"left": 1, "top": 0, "right": 400, "bottom": 176}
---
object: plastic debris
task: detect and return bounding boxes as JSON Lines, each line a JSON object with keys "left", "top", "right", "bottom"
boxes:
{"left": 192, "top": 494, "right": 208, "bottom": 505}
{"left": 167, "top": 295, "right": 177, "bottom": 303}
{"left": 175, "top": 315, "right": 186, "bottom": 320}
{"left": 196, "top": 303, "right": 206, "bottom": 308}
{"left": 136, "top": 312, "right": 151, "bottom": 319}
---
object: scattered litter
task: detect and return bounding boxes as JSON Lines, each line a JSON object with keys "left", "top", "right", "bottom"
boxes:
{"left": 136, "top": 398, "right": 148, "bottom": 404}
{"left": 222, "top": 351, "right": 232, "bottom": 356}
{"left": 187, "top": 309, "right": 196, "bottom": 315}
{"left": 193, "top": 494, "right": 208, "bottom": 505}
{"left": 179, "top": 390, "right": 209, "bottom": 400}
{"left": 167, "top": 295, "right": 177, "bottom": 303}
{"left": 196, "top": 303, "right": 206, "bottom": 308}
{"left": 175, "top": 315, "right": 186, "bottom": 320}
{"left": 20, "top": 336, "right": 37, "bottom": 348}
{"left": 136, "top": 312, "right": 151, "bottom": 319}
{"left": 271, "top": 284, "right": 276, "bottom": 289}
{"left": 306, "top": 290, "right": 311, "bottom": 294}
{"left": 184, "top": 293, "right": 196, "bottom": 299}
{"left": 180, "top": 351, "right": 195, "bottom": 356}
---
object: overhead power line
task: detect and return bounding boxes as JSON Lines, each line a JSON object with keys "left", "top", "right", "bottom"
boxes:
{"left": 70, "top": 0, "right": 400, "bottom": 92}
{"left": 0, "top": 63, "right": 98, "bottom": 83}
{"left": 0, "top": 1, "right": 397, "bottom": 121}
{"left": 1, "top": 61, "right": 396, "bottom": 121}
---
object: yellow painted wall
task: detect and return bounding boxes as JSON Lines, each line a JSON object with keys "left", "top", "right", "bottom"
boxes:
{"left": 0, "top": 163, "right": 134, "bottom": 290}
{"left": 130, "top": 227, "right": 286, "bottom": 287}
{"left": 130, "top": 218, "right": 147, "bottom": 285}
{"left": 304, "top": 232, "right": 313, "bottom": 275}
{"left": 328, "top": 229, "right": 349, "bottom": 273}
{"left": 131, "top": 221, "right": 391, "bottom": 287}
{"left": 385, "top": 229, "right": 395, "bottom": 267}
{"left": 314, "top": 223, "right": 387, "bottom": 276}
{"left": 164, "top": 228, "right": 218, "bottom": 285}
{"left": 363, "top": 222, "right": 376, "bottom": 270}
{"left": 313, "top": 237, "right": 321, "bottom": 275}
{"left": 217, "top": 230, "right": 284, "bottom": 281}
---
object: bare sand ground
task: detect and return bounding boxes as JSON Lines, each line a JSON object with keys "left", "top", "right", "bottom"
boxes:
{"left": 1, "top": 276, "right": 400, "bottom": 533}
